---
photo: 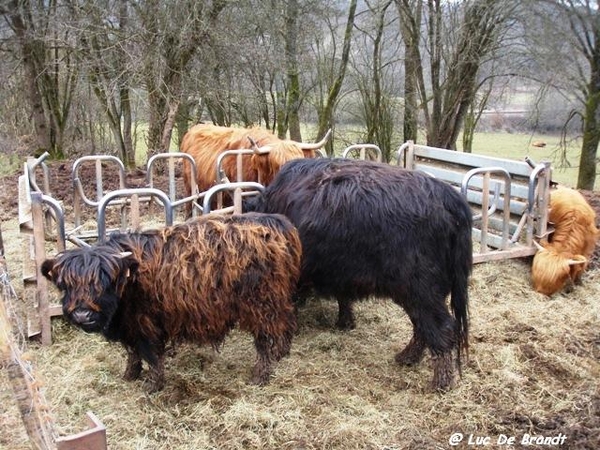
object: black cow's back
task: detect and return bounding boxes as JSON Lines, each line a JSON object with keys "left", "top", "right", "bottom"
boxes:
{"left": 250, "top": 158, "right": 472, "bottom": 300}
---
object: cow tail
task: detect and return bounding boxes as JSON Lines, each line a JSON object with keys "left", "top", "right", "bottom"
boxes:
{"left": 450, "top": 203, "right": 473, "bottom": 373}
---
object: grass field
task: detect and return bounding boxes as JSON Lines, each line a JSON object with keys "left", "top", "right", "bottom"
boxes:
{"left": 4, "top": 128, "right": 588, "bottom": 188}
{"left": 465, "top": 132, "right": 586, "bottom": 188}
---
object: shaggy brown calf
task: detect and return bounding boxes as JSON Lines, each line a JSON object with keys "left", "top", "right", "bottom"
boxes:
{"left": 42, "top": 213, "right": 302, "bottom": 392}
{"left": 180, "top": 124, "right": 330, "bottom": 216}
{"left": 532, "top": 186, "right": 600, "bottom": 295}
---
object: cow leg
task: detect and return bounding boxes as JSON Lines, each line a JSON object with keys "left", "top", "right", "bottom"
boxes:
{"left": 336, "top": 298, "right": 355, "bottom": 330}
{"left": 250, "top": 322, "right": 295, "bottom": 386}
{"left": 123, "top": 347, "right": 143, "bottom": 381}
{"left": 431, "top": 351, "right": 455, "bottom": 392}
{"left": 141, "top": 340, "right": 167, "bottom": 393}
{"left": 396, "top": 296, "right": 457, "bottom": 391}
{"left": 144, "top": 352, "right": 166, "bottom": 393}
{"left": 395, "top": 332, "right": 426, "bottom": 366}
{"left": 251, "top": 333, "right": 277, "bottom": 386}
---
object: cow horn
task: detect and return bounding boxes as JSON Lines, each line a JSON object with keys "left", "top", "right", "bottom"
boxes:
{"left": 296, "top": 129, "right": 332, "bottom": 150}
{"left": 119, "top": 251, "right": 132, "bottom": 258}
{"left": 568, "top": 257, "right": 587, "bottom": 266}
{"left": 533, "top": 241, "right": 546, "bottom": 252}
{"left": 248, "top": 136, "right": 271, "bottom": 155}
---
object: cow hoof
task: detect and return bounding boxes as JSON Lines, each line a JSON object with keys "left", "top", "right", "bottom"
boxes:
{"left": 249, "top": 374, "right": 271, "bottom": 386}
{"left": 395, "top": 338, "right": 426, "bottom": 366}
{"left": 430, "top": 352, "right": 456, "bottom": 392}
{"left": 250, "top": 365, "right": 272, "bottom": 386}
{"left": 395, "top": 349, "right": 425, "bottom": 366}
{"left": 123, "top": 366, "right": 142, "bottom": 381}
{"left": 143, "top": 377, "right": 165, "bottom": 393}
{"left": 335, "top": 318, "right": 356, "bottom": 331}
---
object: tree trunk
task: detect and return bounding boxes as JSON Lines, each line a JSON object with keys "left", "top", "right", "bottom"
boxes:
{"left": 121, "top": 87, "right": 135, "bottom": 168}
{"left": 161, "top": 100, "right": 180, "bottom": 152}
{"left": 316, "top": 0, "right": 357, "bottom": 155}
{"left": 285, "top": 0, "right": 302, "bottom": 141}
{"left": 6, "top": 3, "right": 52, "bottom": 156}
{"left": 577, "top": 82, "right": 600, "bottom": 190}
{"left": 397, "top": 0, "right": 424, "bottom": 143}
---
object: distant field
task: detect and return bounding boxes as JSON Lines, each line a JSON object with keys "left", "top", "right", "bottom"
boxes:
{"left": 462, "top": 132, "right": 586, "bottom": 189}
{"left": 2, "top": 129, "right": 595, "bottom": 190}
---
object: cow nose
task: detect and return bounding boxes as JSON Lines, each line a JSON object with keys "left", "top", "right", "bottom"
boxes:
{"left": 70, "top": 308, "right": 93, "bottom": 325}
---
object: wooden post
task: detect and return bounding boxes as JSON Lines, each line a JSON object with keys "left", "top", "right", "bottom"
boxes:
{"left": 130, "top": 194, "right": 140, "bottom": 231}
{"left": 31, "top": 192, "right": 51, "bottom": 346}
{"left": 480, "top": 173, "right": 490, "bottom": 254}
{"left": 1, "top": 225, "right": 56, "bottom": 450}
{"left": 55, "top": 412, "right": 107, "bottom": 450}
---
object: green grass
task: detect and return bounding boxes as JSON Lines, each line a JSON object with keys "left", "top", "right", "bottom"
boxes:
{"left": 460, "top": 132, "right": 587, "bottom": 188}
{"left": 0, "top": 153, "right": 23, "bottom": 177}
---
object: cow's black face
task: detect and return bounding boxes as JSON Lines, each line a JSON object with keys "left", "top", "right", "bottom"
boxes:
{"left": 42, "top": 247, "right": 137, "bottom": 334}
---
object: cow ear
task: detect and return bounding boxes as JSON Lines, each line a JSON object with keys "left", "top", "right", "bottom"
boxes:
{"left": 41, "top": 259, "right": 56, "bottom": 280}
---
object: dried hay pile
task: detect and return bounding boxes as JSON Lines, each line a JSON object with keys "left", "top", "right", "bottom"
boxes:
{"left": 1, "top": 217, "right": 599, "bottom": 450}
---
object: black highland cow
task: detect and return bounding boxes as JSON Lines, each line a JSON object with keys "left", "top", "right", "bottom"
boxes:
{"left": 246, "top": 158, "right": 473, "bottom": 390}
{"left": 42, "top": 213, "right": 302, "bottom": 392}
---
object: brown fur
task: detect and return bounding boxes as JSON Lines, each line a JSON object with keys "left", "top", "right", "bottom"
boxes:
{"left": 532, "top": 187, "right": 600, "bottom": 295}
{"left": 180, "top": 124, "right": 315, "bottom": 215}
{"left": 42, "top": 213, "right": 302, "bottom": 392}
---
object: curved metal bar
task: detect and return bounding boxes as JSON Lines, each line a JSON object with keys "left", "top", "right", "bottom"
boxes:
{"left": 462, "top": 167, "right": 512, "bottom": 250}
{"left": 395, "top": 142, "right": 411, "bottom": 166}
{"left": 26, "top": 152, "right": 50, "bottom": 193}
{"left": 460, "top": 167, "right": 511, "bottom": 198}
{"left": 202, "top": 182, "right": 264, "bottom": 215}
{"left": 528, "top": 163, "right": 550, "bottom": 215}
{"left": 146, "top": 152, "right": 199, "bottom": 198}
{"left": 342, "top": 144, "right": 382, "bottom": 162}
{"left": 97, "top": 188, "right": 173, "bottom": 243}
{"left": 215, "top": 149, "right": 255, "bottom": 184}
{"left": 33, "top": 192, "right": 66, "bottom": 252}
{"left": 72, "top": 155, "right": 126, "bottom": 206}
{"left": 471, "top": 182, "right": 501, "bottom": 221}
{"left": 315, "top": 148, "right": 328, "bottom": 158}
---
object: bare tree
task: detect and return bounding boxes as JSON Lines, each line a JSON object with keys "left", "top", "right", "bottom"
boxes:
{"left": 527, "top": 0, "right": 600, "bottom": 190}
{"left": 67, "top": 0, "right": 136, "bottom": 167}
{"left": 396, "top": 0, "right": 422, "bottom": 143}
{"left": 313, "top": 0, "right": 357, "bottom": 155}
{"left": 133, "top": 0, "right": 226, "bottom": 159}
{"left": 1, "top": 0, "right": 79, "bottom": 158}
{"left": 396, "top": 0, "right": 518, "bottom": 149}
{"left": 353, "top": 0, "right": 400, "bottom": 161}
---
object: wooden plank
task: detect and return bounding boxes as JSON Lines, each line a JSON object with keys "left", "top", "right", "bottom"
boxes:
{"left": 480, "top": 173, "right": 490, "bottom": 253}
{"left": 414, "top": 163, "right": 530, "bottom": 199}
{"left": 465, "top": 190, "right": 527, "bottom": 216}
{"left": 56, "top": 411, "right": 107, "bottom": 450}
{"left": 473, "top": 246, "right": 537, "bottom": 264}
{"left": 49, "top": 304, "right": 62, "bottom": 317}
{"left": 31, "top": 193, "right": 51, "bottom": 346}
{"left": 412, "top": 145, "right": 534, "bottom": 177}
{"left": 472, "top": 228, "right": 516, "bottom": 249}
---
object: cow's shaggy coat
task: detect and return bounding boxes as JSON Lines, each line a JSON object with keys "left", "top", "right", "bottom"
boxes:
{"left": 180, "top": 124, "right": 329, "bottom": 216}
{"left": 532, "top": 186, "right": 599, "bottom": 295}
{"left": 42, "top": 213, "right": 302, "bottom": 392}
{"left": 246, "top": 158, "right": 473, "bottom": 390}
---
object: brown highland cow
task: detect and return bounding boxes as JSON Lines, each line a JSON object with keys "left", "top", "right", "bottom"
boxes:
{"left": 180, "top": 123, "right": 330, "bottom": 216}
{"left": 532, "top": 186, "right": 600, "bottom": 295}
{"left": 42, "top": 213, "right": 302, "bottom": 392}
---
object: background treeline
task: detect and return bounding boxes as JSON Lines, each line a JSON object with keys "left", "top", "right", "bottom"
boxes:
{"left": 0, "top": 0, "right": 598, "bottom": 189}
